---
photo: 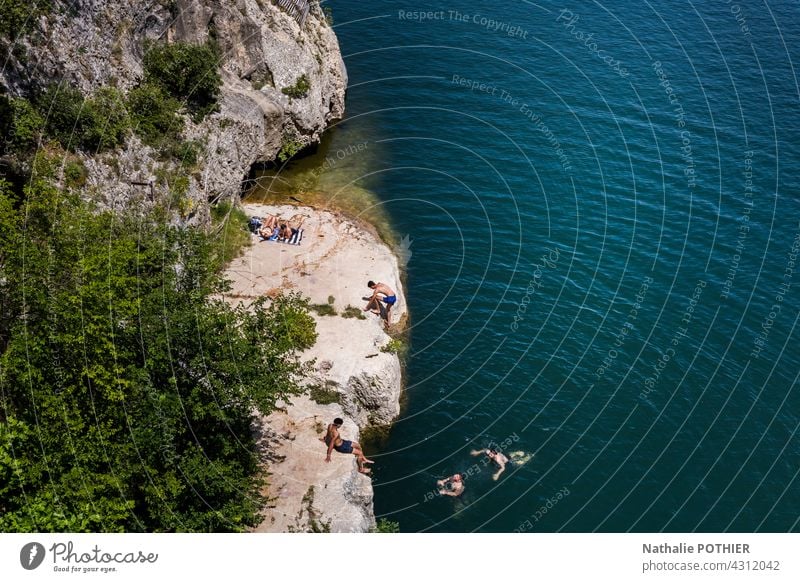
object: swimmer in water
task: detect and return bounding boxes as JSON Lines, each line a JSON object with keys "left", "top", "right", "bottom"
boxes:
{"left": 471, "top": 447, "right": 510, "bottom": 481}
{"left": 436, "top": 473, "right": 464, "bottom": 497}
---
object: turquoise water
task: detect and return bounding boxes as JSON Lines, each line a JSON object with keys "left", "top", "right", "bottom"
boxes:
{"left": 316, "top": 0, "right": 799, "bottom": 531}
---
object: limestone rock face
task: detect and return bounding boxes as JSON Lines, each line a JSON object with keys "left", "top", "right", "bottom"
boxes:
{"left": 253, "top": 396, "right": 375, "bottom": 533}
{"left": 1, "top": 0, "right": 347, "bottom": 221}
{"left": 226, "top": 205, "right": 407, "bottom": 532}
{"left": 226, "top": 204, "right": 408, "bottom": 428}
{"left": 305, "top": 319, "right": 404, "bottom": 427}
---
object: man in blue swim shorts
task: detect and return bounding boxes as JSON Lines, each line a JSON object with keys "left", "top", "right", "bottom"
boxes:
{"left": 324, "top": 418, "right": 373, "bottom": 474}
{"left": 364, "top": 280, "right": 397, "bottom": 328}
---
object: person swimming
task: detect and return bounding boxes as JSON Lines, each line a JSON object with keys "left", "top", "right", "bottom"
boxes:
{"left": 471, "top": 447, "right": 510, "bottom": 480}
{"left": 436, "top": 473, "right": 465, "bottom": 497}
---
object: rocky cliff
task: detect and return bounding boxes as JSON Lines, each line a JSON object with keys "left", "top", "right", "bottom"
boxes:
{"left": 226, "top": 204, "right": 408, "bottom": 531}
{"left": 226, "top": 204, "right": 407, "bottom": 427}
{"left": 253, "top": 396, "right": 375, "bottom": 533}
{"left": 1, "top": 0, "right": 346, "bottom": 221}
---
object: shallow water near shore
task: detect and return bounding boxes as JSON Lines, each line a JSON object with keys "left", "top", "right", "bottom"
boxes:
{"left": 244, "top": 120, "right": 397, "bottom": 244}
{"left": 272, "top": 0, "right": 800, "bottom": 532}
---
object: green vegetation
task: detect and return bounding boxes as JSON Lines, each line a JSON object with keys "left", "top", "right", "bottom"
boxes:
{"left": 4, "top": 86, "right": 122, "bottom": 155}
{"left": 142, "top": 41, "right": 222, "bottom": 122}
{"left": 277, "top": 137, "right": 305, "bottom": 163}
{"left": 281, "top": 74, "right": 311, "bottom": 99}
{"left": 308, "top": 382, "right": 341, "bottom": 405}
{"left": 127, "top": 85, "right": 204, "bottom": 168}
{"left": 63, "top": 159, "right": 87, "bottom": 189}
{"left": 1, "top": 81, "right": 183, "bottom": 161}
{"left": 89, "top": 87, "right": 131, "bottom": 151}
{"left": 1, "top": 86, "right": 129, "bottom": 155}
{"left": 0, "top": 43, "right": 217, "bottom": 166}
{"left": 0, "top": 0, "right": 51, "bottom": 39}
{"left": 165, "top": 173, "right": 191, "bottom": 217}
{"left": 294, "top": 486, "right": 331, "bottom": 533}
{"left": 36, "top": 85, "right": 86, "bottom": 150}
{"left": 127, "top": 83, "right": 183, "bottom": 147}
{"left": 309, "top": 303, "right": 337, "bottom": 316}
{"left": 381, "top": 338, "right": 406, "bottom": 355}
{"left": 0, "top": 96, "right": 45, "bottom": 153}
{"left": 323, "top": 6, "right": 334, "bottom": 26}
{"left": 372, "top": 519, "right": 400, "bottom": 533}
{"left": 341, "top": 305, "right": 367, "bottom": 320}
{"left": 164, "top": 139, "right": 203, "bottom": 169}
{"left": 37, "top": 85, "right": 129, "bottom": 152}
{"left": 210, "top": 201, "right": 252, "bottom": 266}
{"left": 0, "top": 167, "right": 317, "bottom": 532}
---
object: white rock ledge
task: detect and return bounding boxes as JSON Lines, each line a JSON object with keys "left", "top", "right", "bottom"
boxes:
{"left": 225, "top": 204, "right": 406, "bottom": 532}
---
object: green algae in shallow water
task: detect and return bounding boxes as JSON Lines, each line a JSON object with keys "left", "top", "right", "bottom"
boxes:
{"left": 244, "top": 125, "right": 396, "bottom": 245}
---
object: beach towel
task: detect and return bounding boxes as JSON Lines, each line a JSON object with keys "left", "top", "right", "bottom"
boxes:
{"left": 284, "top": 228, "right": 304, "bottom": 245}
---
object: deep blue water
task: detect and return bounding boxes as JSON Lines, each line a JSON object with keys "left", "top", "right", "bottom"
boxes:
{"left": 316, "top": 0, "right": 800, "bottom": 532}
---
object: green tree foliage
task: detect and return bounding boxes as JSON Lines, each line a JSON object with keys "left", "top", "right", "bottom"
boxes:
{"left": 278, "top": 137, "right": 304, "bottom": 163}
{"left": 0, "top": 96, "right": 10, "bottom": 149}
{"left": 37, "top": 84, "right": 88, "bottom": 149}
{"left": 9, "top": 98, "right": 45, "bottom": 151}
{"left": 142, "top": 41, "right": 222, "bottom": 122}
{"left": 0, "top": 96, "right": 45, "bottom": 153}
{"left": 87, "top": 87, "right": 131, "bottom": 150}
{"left": 372, "top": 518, "right": 400, "bottom": 533}
{"left": 0, "top": 0, "right": 51, "bottom": 39}
{"left": 36, "top": 85, "right": 129, "bottom": 152}
{"left": 0, "top": 173, "right": 317, "bottom": 532}
{"left": 127, "top": 83, "right": 183, "bottom": 147}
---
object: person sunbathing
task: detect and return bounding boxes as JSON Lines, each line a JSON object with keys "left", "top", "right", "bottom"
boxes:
{"left": 278, "top": 216, "right": 305, "bottom": 242}
{"left": 258, "top": 214, "right": 281, "bottom": 239}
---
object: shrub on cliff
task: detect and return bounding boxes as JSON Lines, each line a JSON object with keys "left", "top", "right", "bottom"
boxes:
{"left": 372, "top": 519, "right": 400, "bottom": 533}
{"left": 86, "top": 87, "right": 131, "bottom": 150}
{"left": 278, "top": 136, "right": 305, "bottom": 162}
{"left": 127, "top": 83, "right": 184, "bottom": 147}
{"left": 142, "top": 41, "right": 222, "bottom": 122}
{"left": 0, "top": 96, "right": 45, "bottom": 153}
{"left": 282, "top": 74, "right": 311, "bottom": 99}
{"left": 0, "top": 0, "right": 51, "bottom": 39}
{"left": 36, "top": 84, "right": 129, "bottom": 152}
{"left": 0, "top": 170, "right": 317, "bottom": 532}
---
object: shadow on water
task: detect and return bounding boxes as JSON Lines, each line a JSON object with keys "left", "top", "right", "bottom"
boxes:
{"left": 243, "top": 123, "right": 396, "bottom": 245}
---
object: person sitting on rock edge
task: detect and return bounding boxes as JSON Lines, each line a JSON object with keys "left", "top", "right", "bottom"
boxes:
{"left": 364, "top": 280, "right": 397, "bottom": 328}
{"left": 323, "top": 417, "right": 374, "bottom": 474}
